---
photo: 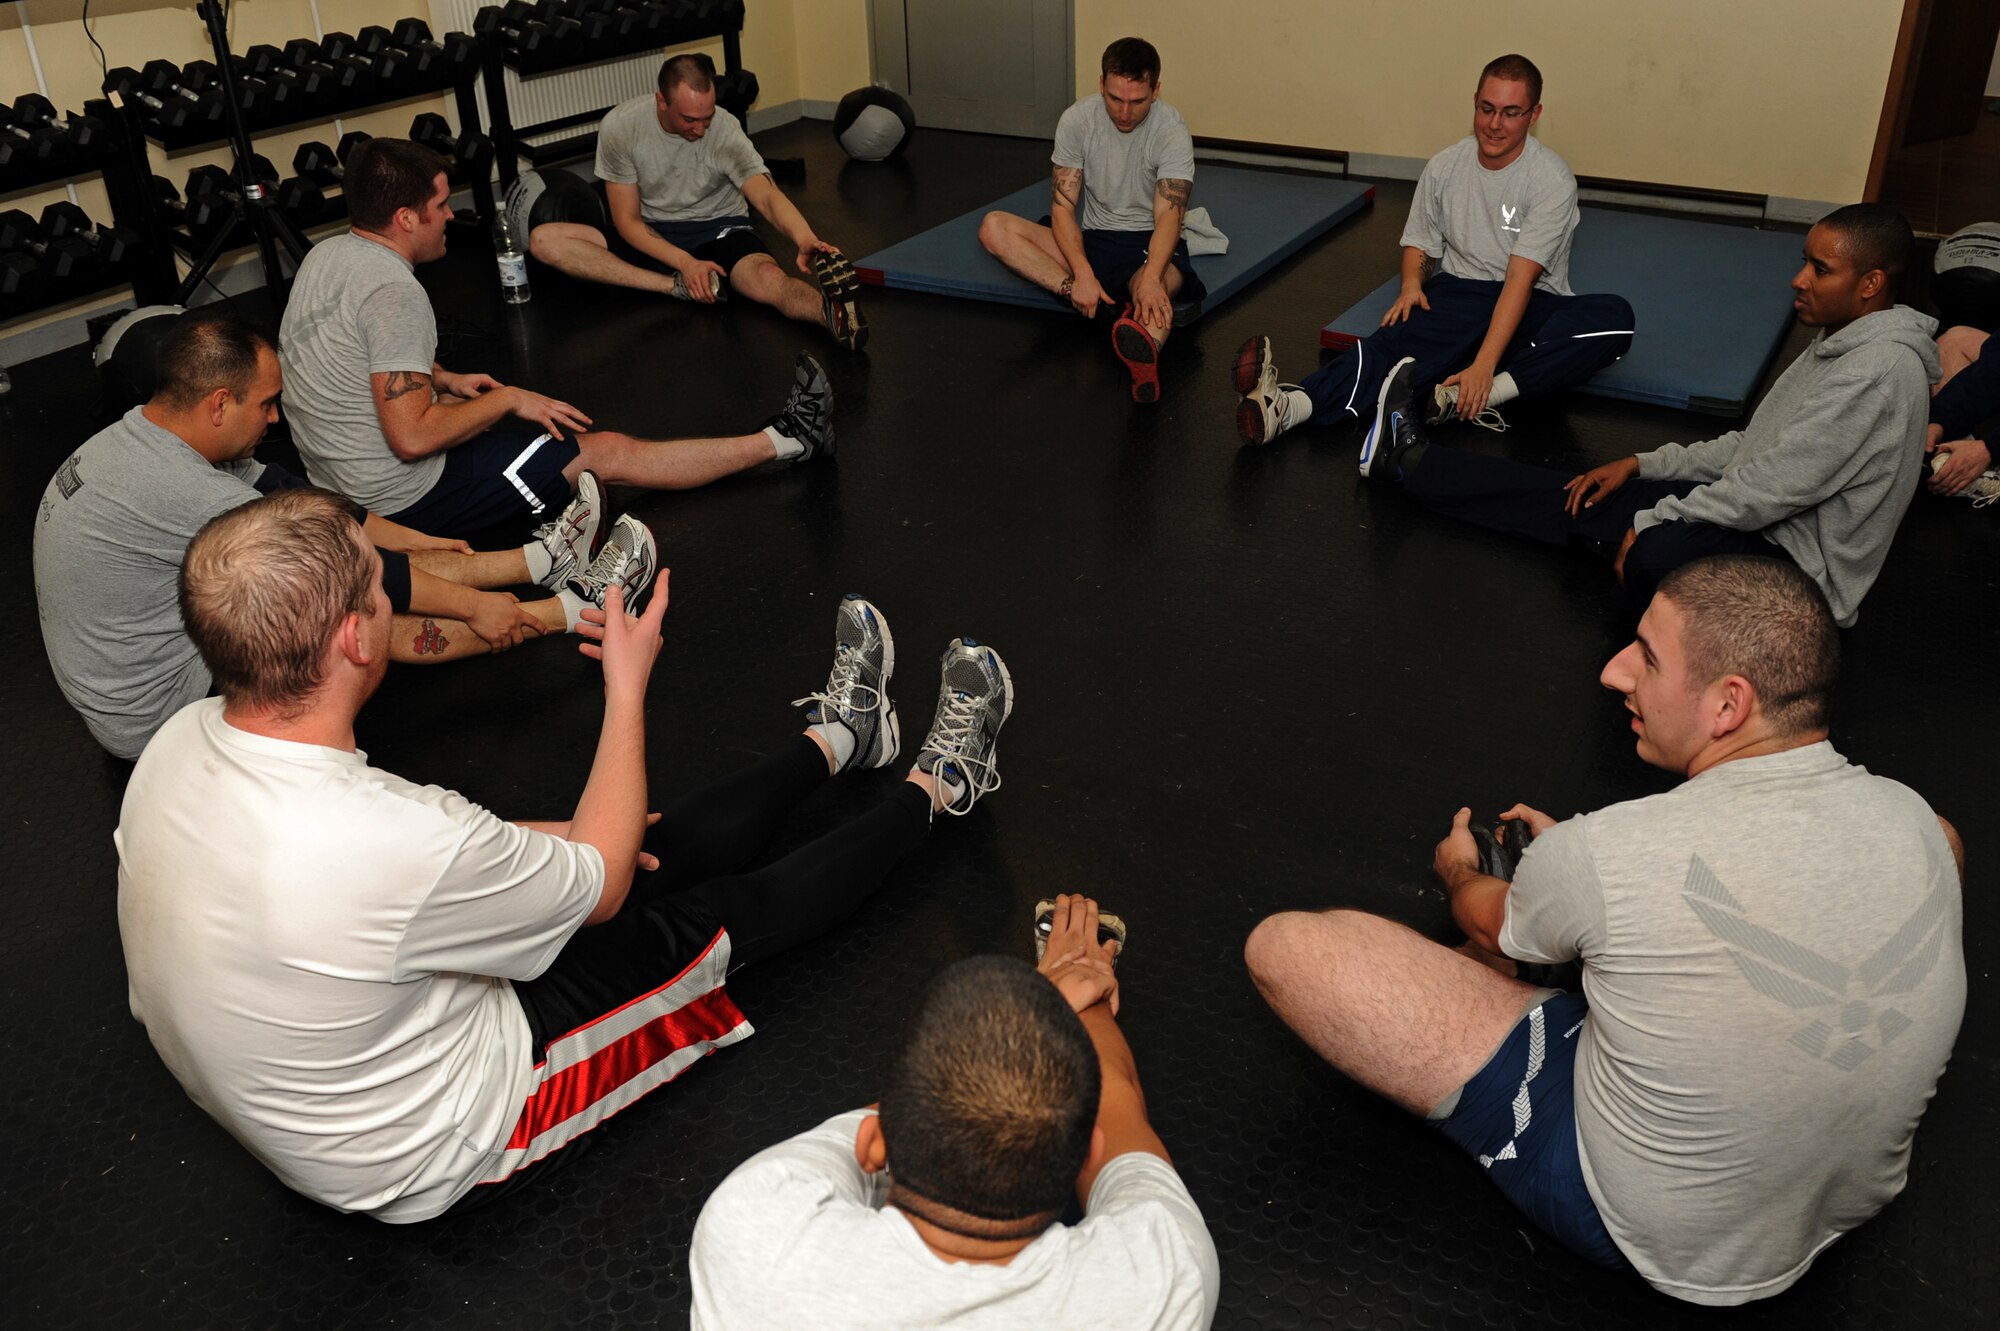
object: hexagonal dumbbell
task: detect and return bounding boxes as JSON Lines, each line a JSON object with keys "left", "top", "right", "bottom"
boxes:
{"left": 40, "top": 202, "right": 140, "bottom": 268}
{"left": 0, "top": 209, "right": 99, "bottom": 281}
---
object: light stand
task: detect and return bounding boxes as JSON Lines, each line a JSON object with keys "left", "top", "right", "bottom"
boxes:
{"left": 173, "top": 0, "right": 312, "bottom": 307}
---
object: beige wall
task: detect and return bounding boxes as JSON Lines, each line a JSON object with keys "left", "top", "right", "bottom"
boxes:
{"left": 791, "top": 0, "right": 872, "bottom": 105}
{"left": 1074, "top": 0, "right": 1906, "bottom": 205}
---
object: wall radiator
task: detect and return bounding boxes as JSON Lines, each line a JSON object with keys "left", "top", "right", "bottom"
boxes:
{"left": 434, "top": 0, "right": 665, "bottom": 150}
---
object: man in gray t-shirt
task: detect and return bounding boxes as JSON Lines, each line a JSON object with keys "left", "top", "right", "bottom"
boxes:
{"left": 1234, "top": 53, "right": 1635, "bottom": 444}
{"left": 979, "top": 37, "right": 1202, "bottom": 404}
{"left": 1246, "top": 557, "right": 1964, "bottom": 1305}
{"left": 518, "top": 53, "right": 867, "bottom": 351}
{"left": 283, "top": 137, "right": 834, "bottom": 540}
{"left": 35, "top": 312, "right": 605, "bottom": 759}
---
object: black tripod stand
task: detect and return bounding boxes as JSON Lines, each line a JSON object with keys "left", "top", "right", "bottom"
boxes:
{"left": 172, "top": 0, "right": 311, "bottom": 307}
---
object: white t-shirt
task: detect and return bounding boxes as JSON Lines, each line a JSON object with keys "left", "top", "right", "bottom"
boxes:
{"left": 1400, "top": 135, "right": 1579, "bottom": 295}
{"left": 690, "top": 1109, "right": 1220, "bottom": 1330}
{"left": 1051, "top": 95, "right": 1196, "bottom": 233}
{"left": 115, "top": 700, "right": 603, "bottom": 1222}
{"left": 594, "top": 95, "right": 767, "bottom": 222}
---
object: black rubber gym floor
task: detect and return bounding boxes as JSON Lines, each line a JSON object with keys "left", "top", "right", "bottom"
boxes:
{"left": 4, "top": 122, "right": 1994, "bottom": 1328}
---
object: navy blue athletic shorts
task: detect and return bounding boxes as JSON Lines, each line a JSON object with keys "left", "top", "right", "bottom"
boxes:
{"left": 646, "top": 214, "right": 770, "bottom": 273}
{"left": 386, "top": 424, "right": 580, "bottom": 535}
{"left": 1432, "top": 990, "right": 1631, "bottom": 1269}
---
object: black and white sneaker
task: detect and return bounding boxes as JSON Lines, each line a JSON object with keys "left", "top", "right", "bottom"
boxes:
{"left": 1427, "top": 382, "right": 1509, "bottom": 432}
{"left": 812, "top": 250, "right": 868, "bottom": 351}
{"left": 670, "top": 269, "right": 727, "bottom": 301}
{"left": 915, "top": 638, "right": 1014, "bottom": 815}
{"left": 531, "top": 469, "right": 605, "bottom": 590}
{"left": 563, "top": 513, "right": 658, "bottom": 614}
{"left": 765, "top": 352, "right": 836, "bottom": 462}
{"left": 1358, "top": 356, "right": 1425, "bottom": 480}
{"left": 793, "top": 594, "right": 900, "bottom": 772}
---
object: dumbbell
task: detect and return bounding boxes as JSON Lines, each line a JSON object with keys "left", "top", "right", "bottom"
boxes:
{"left": 279, "top": 132, "right": 373, "bottom": 216}
{"left": 230, "top": 49, "right": 314, "bottom": 116}
{"left": 0, "top": 209, "right": 99, "bottom": 281}
{"left": 0, "top": 248, "right": 41, "bottom": 297}
{"left": 473, "top": 2, "right": 583, "bottom": 57}
{"left": 114, "top": 61, "right": 225, "bottom": 131}
{"left": 616, "top": 1, "right": 680, "bottom": 42}
{"left": 392, "top": 19, "right": 482, "bottom": 80}
{"left": 715, "top": 68, "right": 759, "bottom": 120}
{"left": 0, "top": 103, "right": 63, "bottom": 167}
{"left": 337, "top": 29, "right": 418, "bottom": 93}
{"left": 567, "top": 1, "right": 638, "bottom": 42}
{"left": 10, "top": 96, "right": 106, "bottom": 155}
{"left": 410, "top": 113, "right": 494, "bottom": 182}
{"left": 40, "top": 202, "right": 139, "bottom": 268}
{"left": 281, "top": 39, "right": 360, "bottom": 102}
{"left": 184, "top": 158, "right": 280, "bottom": 238}
{"left": 316, "top": 34, "right": 382, "bottom": 98}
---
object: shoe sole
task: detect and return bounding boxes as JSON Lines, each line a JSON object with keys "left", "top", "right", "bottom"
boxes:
{"left": 1235, "top": 396, "right": 1274, "bottom": 447}
{"left": 844, "top": 594, "right": 901, "bottom": 769}
{"left": 1230, "top": 335, "right": 1271, "bottom": 395}
{"left": 1112, "top": 316, "right": 1160, "bottom": 404}
{"left": 813, "top": 252, "right": 869, "bottom": 351}
{"left": 1032, "top": 898, "right": 1129, "bottom": 964}
{"left": 1359, "top": 356, "right": 1416, "bottom": 478}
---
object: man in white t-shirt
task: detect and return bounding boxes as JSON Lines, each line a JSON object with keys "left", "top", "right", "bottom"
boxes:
{"left": 521, "top": 53, "right": 867, "bottom": 350}
{"left": 1244, "top": 557, "right": 1965, "bottom": 1304}
{"left": 1233, "top": 53, "right": 1634, "bottom": 444}
{"left": 116, "top": 493, "right": 1017, "bottom": 1222}
{"left": 978, "top": 37, "right": 1202, "bottom": 403}
{"left": 691, "top": 896, "right": 1220, "bottom": 1329}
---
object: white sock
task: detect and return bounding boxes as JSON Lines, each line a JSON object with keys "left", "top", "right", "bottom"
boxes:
{"left": 522, "top": 540, "right": 553, "bottom": 584}
{"left": 1281, "top": 388, "right": 1313, "bottom": 431}
{"left": 918, "top": 760, "right": 966, "bottom": 809}
{"left": 809, "top": 721, "right": 857, "bottom": 772}
{"left": 1487, "top": 372, "right": 1520, "bottom": 407}
{"left": 765, "top": 424, "right": 804, "bottom": 461}
{"left": 556, "top": 588, "right": 587, "bottom": 632}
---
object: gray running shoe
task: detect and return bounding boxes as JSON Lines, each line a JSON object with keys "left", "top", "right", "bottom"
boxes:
{"left": 1359, "top": 356, "right": 1425, "bottom": 481}
{"left": 531, "top": 469, "right": 605, "bottom": 590}
{"left": 793, "top": 593, "right": 899, "bottom": 772}
{"left": 764, "top": 352, "right": 835, "bottom": 462}
{"left": 670, "top": 268, "right": 727, "bottom": 301}
{"left": 565, "top": 513, "right": 658, "bottom": 612}
{"left": 915, "top": 638, "right": 1014, "bottom": 815}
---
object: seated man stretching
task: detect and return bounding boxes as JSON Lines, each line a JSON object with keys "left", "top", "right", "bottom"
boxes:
{"left": 31, "top": 311, "right": 646, "bottom": 760}
{"left": 117, "top": 498, "right": 1015, "bottom": 1222}
{"left": 691, "top": 897, "right": 1220, "bottom": 1329}
{"left": 1245, "top": 557, "right": 1965, "bottom": 1305}
{"left": 280, "top": 136, "right": 833, "bottom": 538}
{"left": 979, "top": 36, "right": 1201, "bottom": 404}
{"left": 1349, "top": 203, "right": 1935, "bottom": 627}
{"left": 522, "top": 53, "right": 867, "bottom": 350}
{"left": 1234, "top": 53, "right": 1633, "bottom": 443}
{"left": 1924, "top": 321, "right": 2000, "bottom": 503}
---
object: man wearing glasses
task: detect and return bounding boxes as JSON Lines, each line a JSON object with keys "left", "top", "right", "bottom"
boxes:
{"left": 1233, "top": 54, "right": 1634, "bottom": 443}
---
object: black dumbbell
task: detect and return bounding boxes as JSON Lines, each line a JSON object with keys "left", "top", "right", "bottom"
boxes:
{"left": 409, "top": 113, "right": 494, "bottom": 183}
{"left": 41, "top": 202, "right": 139, "bottom": 267}
{"left": 392, "top": 20, "right": 481, "bottom": 81}
{"left": 473, "top": 2, "right": 582, "bottom": 57}
{"left": 232, "top": 49, "right": 314, "bottom": 116}
{"left": 317, "top": 34, "right": 381, "bottom": 98}
{"left": 0, "top": 103, "right": 63, "bottom": 167}
{"left": 568, "top": 1, "right": 638, "bottom": 42}
{"left": 184, "top": 158, "right": 280, "bottom": 237}
{"left": 126, "top": 61, "right": 227, "bottom": 131}
{"left": 10, "top": 96, "right": 106, "bottom": 155}
{"left": 0, "top": 248, "right": 41, "bottom": 297}
{"left": 279, "top": 39, "right": 357, "bottom": 105}
{"left": 715, "top": 67, "right": 759, "bottom": 120}
{"left": 617, "top": 1, "right": 678, "bottom": 42}
{"left": 281, "top": 131, "right": 373, "bottom": 214}
{"left": 349, "top": 28, "right": 422, "bottom": 92}
{"left": 0, "top": 209, "right": 99, "bottom": 281}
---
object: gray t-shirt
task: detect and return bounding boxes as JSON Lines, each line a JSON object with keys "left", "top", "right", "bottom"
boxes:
{"left": 595, "top": 95, "right": 767, "bottom": 222}
{"left": 690, "top": 1109, "right": 1221, "bottom": 1330}
{"left": 1401, "top": 135, "right": 1578, "bottom": 295}
{"left": 32, "top": 407, "right": 265, "bottom": 758}
{"left": 279, "top": 232, "right": 441, "bottom": 515}
{"left": 1051, "top": 95, "right": 1195, "bottom": 234}
{"left": 1500, "top": 742, "right": 1964, "bottom": 1305}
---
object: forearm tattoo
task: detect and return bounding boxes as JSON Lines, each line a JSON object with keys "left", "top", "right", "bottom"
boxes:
{"left": 1052, "top": 166, "right": 1082, "bottom": 213}
{"left": 412, "top": 619, "right": 448, "bottom": 656}
{"left": 381, "top": 370, "right": 431, "bottom": 402}
{"left": 1155, "top": 178, "right": 1191, "bottom": 216}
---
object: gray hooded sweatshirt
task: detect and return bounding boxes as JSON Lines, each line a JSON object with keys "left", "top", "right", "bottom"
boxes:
{"left": 1633, "top": 305, "right": 1939, "bottom": 628}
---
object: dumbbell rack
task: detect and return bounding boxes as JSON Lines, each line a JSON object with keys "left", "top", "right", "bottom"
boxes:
{"left": 107, "top": 23, "right": 498, "bottom": 309}
{"left": 478, "top": 1, "right": 747, "bottom": 188}
{"left": 0, "top": 97, "right": 178, "bottom": 319}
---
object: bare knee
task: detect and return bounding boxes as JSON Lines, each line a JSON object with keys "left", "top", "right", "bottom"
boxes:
{"left": 1245, "top": 908, "right": 1365, "bottom": 993}
{"left": 529, "top": 222, "right": 604, "bottom": 266}
{"left": 978, "top": 211, "right": 1017, "bottom": 256}
{"left": 729, "top": 253, "right": 785, "bottom": 295}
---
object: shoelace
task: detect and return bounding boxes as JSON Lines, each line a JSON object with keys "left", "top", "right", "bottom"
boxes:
{"left": 1968, "top": 473, "right": 2000, "bottom": 509}
{"left": 791, "top": 644, "right": 887, "bottom": 720}
{"left": 568, "top": 542, "right": 637, "bottom": 607}
{"left": 532, "top": 506, "right": 590, "bottom": 578}
{"left": 922, "top": 687, "right": 1004, "bottom": 814}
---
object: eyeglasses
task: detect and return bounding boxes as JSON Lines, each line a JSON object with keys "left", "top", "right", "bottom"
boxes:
{"left": 1477, "top": 102, "right": 1531, "bottom": 121}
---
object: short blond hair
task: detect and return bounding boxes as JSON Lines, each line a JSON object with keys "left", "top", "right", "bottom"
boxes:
{"left": 179, "top": 489, "right": 374, "bottom": 715}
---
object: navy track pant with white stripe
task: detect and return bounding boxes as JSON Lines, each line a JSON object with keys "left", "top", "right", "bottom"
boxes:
{"left": 1301, "top": 273, "right": 1635, "bottom": 423}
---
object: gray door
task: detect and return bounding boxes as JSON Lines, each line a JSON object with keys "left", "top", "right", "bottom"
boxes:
{"left": 869, "top": 0, "right": 1074, "bottom": 139}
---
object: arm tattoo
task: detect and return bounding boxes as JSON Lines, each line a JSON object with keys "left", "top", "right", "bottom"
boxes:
{"left": 381, "top": 370, "right": 432, "bottom": 402}
{"left": 411, "top": 619, "right": 448, "bottom": 656}
{"left": 1052, "top": 166, "right": 1083, "bottom": 213}
{"left": 1155, "top": 178, "right": 1191, "bottom": 213}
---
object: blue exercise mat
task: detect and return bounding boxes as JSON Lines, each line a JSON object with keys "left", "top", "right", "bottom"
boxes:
{"left": 1318, "top": 209, "right": 1803, "bottom": 415}
{"left": 855, "top": 166, "right": 1374, "bottom": 322}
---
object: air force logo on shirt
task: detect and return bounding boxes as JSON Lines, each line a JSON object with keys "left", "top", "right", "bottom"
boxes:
{"left": 1501, "top": 203, "right": 1521, "bottom": 234}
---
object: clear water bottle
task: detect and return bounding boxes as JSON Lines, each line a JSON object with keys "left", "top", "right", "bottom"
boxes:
{"left": 494, "top": 213, "right": 531, "bottom": 304}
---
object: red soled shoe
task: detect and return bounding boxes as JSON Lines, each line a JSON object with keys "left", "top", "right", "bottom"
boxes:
{"left": 1111, "top": 306, "right": 1161, "bottom": 404}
